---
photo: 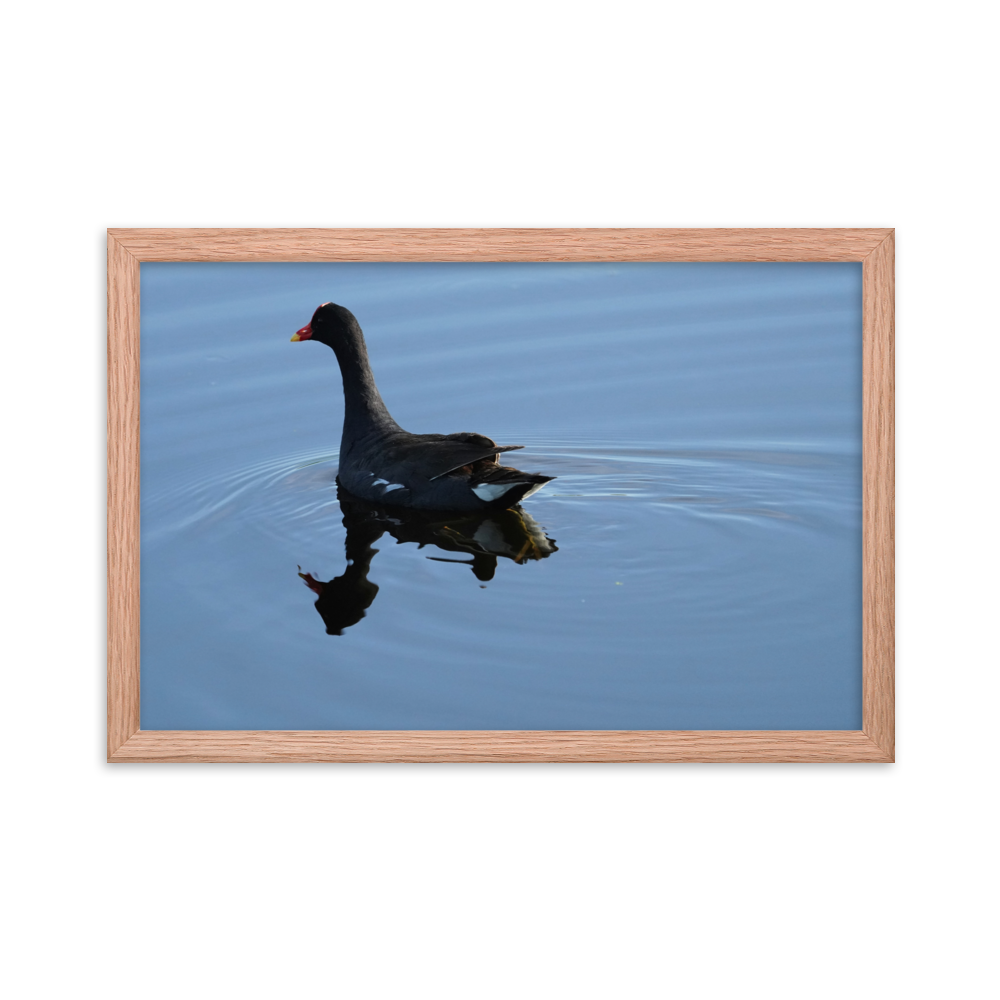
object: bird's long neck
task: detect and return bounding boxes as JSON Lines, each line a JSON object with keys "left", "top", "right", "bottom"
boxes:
{"left": 330, "top": 324, "right": 398, "bottom": 446}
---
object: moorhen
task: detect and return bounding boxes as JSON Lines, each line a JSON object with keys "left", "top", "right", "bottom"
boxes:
{"left": 291, "top": 303, "right": 554, "bottom": 510}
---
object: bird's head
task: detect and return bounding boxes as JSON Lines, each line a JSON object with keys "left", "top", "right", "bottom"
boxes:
{"left": 291, "top": 302, "right": 361, "bottom": 347}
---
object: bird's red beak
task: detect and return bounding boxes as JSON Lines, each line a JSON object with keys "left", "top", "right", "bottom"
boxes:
{"left": 291, "top": 323, "right": 313, "bottom": 342}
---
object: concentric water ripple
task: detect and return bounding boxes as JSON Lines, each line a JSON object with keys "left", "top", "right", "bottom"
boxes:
{"left": 143, "top": 449, "right": 342, "bottom": 546}
{"left": 143, "top": 441, "right": 857, "bottom": 554}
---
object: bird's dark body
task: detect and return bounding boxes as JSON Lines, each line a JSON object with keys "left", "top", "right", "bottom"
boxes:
{"left": 293, "top": 303, "right": 554, "bottom": 511}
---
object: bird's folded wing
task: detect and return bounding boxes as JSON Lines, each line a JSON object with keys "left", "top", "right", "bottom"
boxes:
{"left": 377, "top": 432, "right": 524, "bottom": 481}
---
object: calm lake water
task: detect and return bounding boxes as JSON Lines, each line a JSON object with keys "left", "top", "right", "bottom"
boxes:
{"left": 140, "top": 261, "right": 862, "bottom": 730}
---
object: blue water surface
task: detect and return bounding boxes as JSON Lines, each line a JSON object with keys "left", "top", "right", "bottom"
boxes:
{"left": 140, "top": 261, "right": 862, "bottom": 729}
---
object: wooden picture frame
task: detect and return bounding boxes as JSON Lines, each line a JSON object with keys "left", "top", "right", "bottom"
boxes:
{"left": 108, "top": 228, "right": 894, "bottom": 762}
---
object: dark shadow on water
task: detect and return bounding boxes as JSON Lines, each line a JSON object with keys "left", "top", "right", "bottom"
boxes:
{"left": 298, "top": 485, "right": 558, "bottom": 635}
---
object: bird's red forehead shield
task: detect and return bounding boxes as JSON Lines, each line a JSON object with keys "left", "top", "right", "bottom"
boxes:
{"left": 290, "top": 323, "right": 313, "bottom": 342}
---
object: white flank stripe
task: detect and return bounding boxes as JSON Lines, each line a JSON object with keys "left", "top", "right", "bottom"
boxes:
{"left": 383, "top": 483, "right": 405, "bottom": 492}
{"left": 372, "top": 478, "right": 389, "bottom": 486}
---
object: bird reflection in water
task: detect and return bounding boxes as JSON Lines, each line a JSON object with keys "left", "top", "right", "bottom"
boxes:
{"left": 298, "top": 487, "right": 558, "bottom": 635}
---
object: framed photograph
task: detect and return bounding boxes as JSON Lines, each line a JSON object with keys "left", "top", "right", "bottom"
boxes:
{"left": 108, "top": 228, "right": 893, "bottom": 762}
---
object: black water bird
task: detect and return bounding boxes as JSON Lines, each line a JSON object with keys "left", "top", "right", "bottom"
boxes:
{"left": 291, "top": 303, "right": 554, "bottom": 511}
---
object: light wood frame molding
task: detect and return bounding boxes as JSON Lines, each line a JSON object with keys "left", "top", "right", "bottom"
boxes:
{"left": 108, "top": 228, "right": 894, "bottom": 763}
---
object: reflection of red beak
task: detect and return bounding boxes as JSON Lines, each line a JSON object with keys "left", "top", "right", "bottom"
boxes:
{"left": 291, "top": 323, "right": 313, "bottom": 343}
{"left": 298, "top": 568, "right": 324, "bottom": 594}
